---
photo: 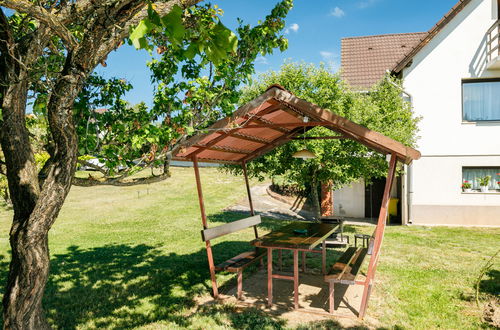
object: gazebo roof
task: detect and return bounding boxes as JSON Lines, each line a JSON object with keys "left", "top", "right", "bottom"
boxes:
{"left": 172, "top": 86, "right": 421, "bottom": 165}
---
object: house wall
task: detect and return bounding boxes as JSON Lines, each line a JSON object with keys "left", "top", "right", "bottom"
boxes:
{"left": 402, "top": 0, "right": 500, "bottom": 226}
{"left": 333, "top": 178, "right": 398, "bottom": 219}
{"left": 333, "top": 180, "right": 365, "bottom": 218}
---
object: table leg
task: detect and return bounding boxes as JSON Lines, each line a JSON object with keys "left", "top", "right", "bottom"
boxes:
{"left": 293, "top": 249, "right": 299, "bottom": 309}
{"left": 301, "top": 251, "right": 306, "bottom": 273}
{"left": 267, "top": 248, "right": 273, "bottom": 307}
{"left": 237, "top": 270, "right": 243, "bottom": 300}
{"left": 322, "top": 240, "right": 327, "bottom": 275}
{"left": 329, "top": 281, "right": 334, "bottom": 314}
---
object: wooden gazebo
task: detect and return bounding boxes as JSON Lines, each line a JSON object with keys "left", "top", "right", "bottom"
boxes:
{"left": 172, "top": 85, "right": 420, "bottom": 318}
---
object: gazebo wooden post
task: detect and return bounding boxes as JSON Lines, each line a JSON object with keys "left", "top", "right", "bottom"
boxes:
{"left": 192, "top": 156, "right": 219, "bottom": 298}
{"left": 242, "top": 161, "right": 259, "bottom": 239}
{"left": 358, "top": 153, "right": 398, "bottom": 319}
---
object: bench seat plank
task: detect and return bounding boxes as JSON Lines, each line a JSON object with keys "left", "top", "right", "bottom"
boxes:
{"left": 325, "top": 247, "right": 368, "bottom": 284}
{"left": 215, "top": 250, "right": 265, "bottom": 272}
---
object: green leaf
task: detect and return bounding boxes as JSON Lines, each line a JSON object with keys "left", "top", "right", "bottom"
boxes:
{"left": 147, "top": 4, "right": 161, "bottom": 26}
{"left": 130, "top": 19, "right": 154, "bottom": 49}
{"left": 184, "top": 43, "right": 198, "bottom": 59}
{"left": 161, "top": 5, "right": 186, "bottom": 45}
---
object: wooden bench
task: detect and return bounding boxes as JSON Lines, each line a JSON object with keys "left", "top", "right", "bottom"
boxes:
{"left": 324, "top": 236, "right": 373, "bottom": 313}
{"left": 201, "top": 215, "right": 265, "bottom": 299}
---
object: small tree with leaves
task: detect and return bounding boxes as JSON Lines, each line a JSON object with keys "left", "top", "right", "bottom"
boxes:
{"left": 231, "top": 62, "right": 420, "bottom": 218}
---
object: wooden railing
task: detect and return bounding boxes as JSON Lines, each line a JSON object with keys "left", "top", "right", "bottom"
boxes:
{"left": 487, "top": 20, "right": 500, "bottom": 64}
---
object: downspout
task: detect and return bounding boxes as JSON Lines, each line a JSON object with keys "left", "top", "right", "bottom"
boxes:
{"left": 385, "top": 71, "right": 414, "bottom": 224}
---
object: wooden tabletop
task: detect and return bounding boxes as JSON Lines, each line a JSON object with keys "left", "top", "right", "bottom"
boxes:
{"left": 251, "top": 221, "right": 339, "bottom": 250}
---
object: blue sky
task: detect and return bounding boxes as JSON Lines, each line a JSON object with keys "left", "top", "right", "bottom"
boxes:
{"left": 96, "top": 0, "right": 459, "bottom": 107}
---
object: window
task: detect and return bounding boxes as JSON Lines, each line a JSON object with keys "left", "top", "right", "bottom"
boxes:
{"left": 462, "top": 79, "right": 500, "bottom": 121}
{"left": 462, "top": 167, "right": 500, "bottom": 190}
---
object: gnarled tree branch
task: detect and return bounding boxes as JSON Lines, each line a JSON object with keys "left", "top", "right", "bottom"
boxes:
{"left": 0, "top": 0, "right": 77, "bottom": 48}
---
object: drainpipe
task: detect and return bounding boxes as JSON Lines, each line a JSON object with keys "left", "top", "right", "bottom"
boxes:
{"left": 385, "top": 70, "right": 414, "bottom": 224}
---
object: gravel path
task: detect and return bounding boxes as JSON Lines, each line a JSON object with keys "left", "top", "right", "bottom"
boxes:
{"left": 226, "top": 183, "right": 314, "bottom": 220}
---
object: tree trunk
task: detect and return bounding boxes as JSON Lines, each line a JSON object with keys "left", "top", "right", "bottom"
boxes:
{"left": 0, "top": 73, "right": 49, "bottom": 329}
{"left": 1, "top": 59, "right": 81, "bottom": 329}
{"left": 3, "top": 222, "right": 51, "bottom": 329}
{"left": 0, "top": 1, "right": 202, "bottom": 327}
{"left": 320, "top": 181, "right": 333, "bottom": 216}
{"left": 163, "top": 151, "right": 172, "bottom": 176}
{"left": 310, "top": 174, "right": 321, "bottom": 219}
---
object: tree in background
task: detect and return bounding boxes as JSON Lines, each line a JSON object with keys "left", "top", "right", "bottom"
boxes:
{"left": 231, "top": 62, "right": 420, "bottom": 218}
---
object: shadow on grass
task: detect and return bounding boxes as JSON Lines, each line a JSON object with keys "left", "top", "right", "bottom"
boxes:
{"left": 196, "top": 304, "right": 287, "bottom": 329}
{"left": 479, "top": 269, "right": 499, "bottom": 296}
{"left": 295, "top": 319, "right": 370, "bottom": 330}
{"left": 38, "top": 240, "right": 263, "bottom": 329}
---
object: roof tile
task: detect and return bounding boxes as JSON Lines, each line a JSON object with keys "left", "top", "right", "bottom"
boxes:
{"left": 341, "top": 32, "right": 427, "bottom": 89}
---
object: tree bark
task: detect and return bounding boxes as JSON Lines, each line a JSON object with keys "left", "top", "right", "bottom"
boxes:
{"left": 320, "top": 181, "right": 333, "bottom": 216}
{"left": 310, "top": 173, "right": 321, "bottom": 220}
{"left": 0, "top": 70, "right": 49, "bottom": 330}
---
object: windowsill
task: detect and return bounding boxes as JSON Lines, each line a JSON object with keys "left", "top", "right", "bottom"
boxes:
{"left": 461, "top": 120, "right": 500, "bottom": 125}
{"left": 461, "top": 191, "right": 500, "bottom": 194}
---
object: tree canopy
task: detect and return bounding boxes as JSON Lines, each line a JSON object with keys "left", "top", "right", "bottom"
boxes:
{"left": 229, "top": 62, "right": 420, "bottom": 216}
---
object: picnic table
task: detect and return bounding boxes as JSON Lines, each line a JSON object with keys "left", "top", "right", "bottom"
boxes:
{"left": 251, "top": 221, "right": 339, "bottom": 309}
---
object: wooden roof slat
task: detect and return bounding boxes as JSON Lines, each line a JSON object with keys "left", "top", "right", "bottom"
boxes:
{"left": 198, "top": 145, "right": 252, "bottom": 155}
{"left": 241, "top": 126, "right": 305, "bottom": 163}
{"left": 181, "top": 102, "right": 284, "bottom": 159}
{"left": 244, "top": 121, "right": 325, "bottom": 129}
{"left": 172, "top": 156, "right": 239, "bottom": 165}
{"left": 228, "top": 132, "right": 271, "bottom": 145}
{"left": 246, "top": 116, "right": 291, "bottom": 133}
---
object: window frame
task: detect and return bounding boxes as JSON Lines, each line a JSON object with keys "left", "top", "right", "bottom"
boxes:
{"left": 462, "top": 166, "right": 500, "bottom": 192}
{"left": 461, "top": 78, "right": 500, "bottom": 122}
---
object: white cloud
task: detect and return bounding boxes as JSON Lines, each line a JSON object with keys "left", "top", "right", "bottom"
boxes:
{"left": 357, "top": 0, "right": 378, "bottom": 9}
{"left": 320, "top": 51, "right": 334, "bottom": 60}
{"left": 285, "top": 23, "right": 300, "bottom": 34}
{"left": 319, "top": 51, "right": 339, "bottom": 71}
{"left": 329, "top": 7, "right": 345, "bottom": 18}
{"left": 255, "top": 56, "right": 269, "bottom": 65}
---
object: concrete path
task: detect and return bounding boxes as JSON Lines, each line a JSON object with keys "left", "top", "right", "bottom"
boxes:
{"left": 226, "top": 183, "right": 314, "bottom": 220}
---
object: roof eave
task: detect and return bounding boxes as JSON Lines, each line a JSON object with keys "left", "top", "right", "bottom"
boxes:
{"left": 392, "top": 0, "right": 472, "bottom": 73}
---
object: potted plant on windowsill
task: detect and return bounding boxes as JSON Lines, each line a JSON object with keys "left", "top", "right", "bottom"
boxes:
{"left": 478, "top": 175, "right": 491, "bottom": 193}
{"left": 462, "top": 181, "right": 472, "bottom": 192}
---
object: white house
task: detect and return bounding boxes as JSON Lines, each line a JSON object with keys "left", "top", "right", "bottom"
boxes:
{"left": 337, "top": 0, "right": 500, "bottom": 226}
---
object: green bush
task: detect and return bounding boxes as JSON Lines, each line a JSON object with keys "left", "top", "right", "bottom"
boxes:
{"left": 0, "top": 174, "right": 9, "bottom": 204}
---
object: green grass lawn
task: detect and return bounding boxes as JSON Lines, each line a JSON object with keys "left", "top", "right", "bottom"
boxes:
{"left": 0, "top": 167, "right": 498, "bottom": 329}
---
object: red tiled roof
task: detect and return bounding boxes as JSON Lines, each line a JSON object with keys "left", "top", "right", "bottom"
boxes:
{"left": 341, "top": 32, "right": 427, "bottom": 89}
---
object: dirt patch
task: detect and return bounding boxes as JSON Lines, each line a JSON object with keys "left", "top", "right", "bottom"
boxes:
{"left": 266, "top": 185, "right": 313, "bottom": 213}
{"left": 483, "top": 297, "right": 500, "bottom": 328}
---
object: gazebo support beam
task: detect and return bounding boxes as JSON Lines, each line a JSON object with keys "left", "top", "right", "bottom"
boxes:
{"left": 193, "top": 156, "right": 219, "bottom": 298}
{"left": 242, "top": 161, "right": 259, "bottom": 239}
{"left": 358, "top": 153, "right": 397, "bottom": 319}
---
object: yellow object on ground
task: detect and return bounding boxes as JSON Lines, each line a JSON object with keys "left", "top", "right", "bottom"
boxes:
{"left": 387, "top": 198, "right": 399, "bottom": 224}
